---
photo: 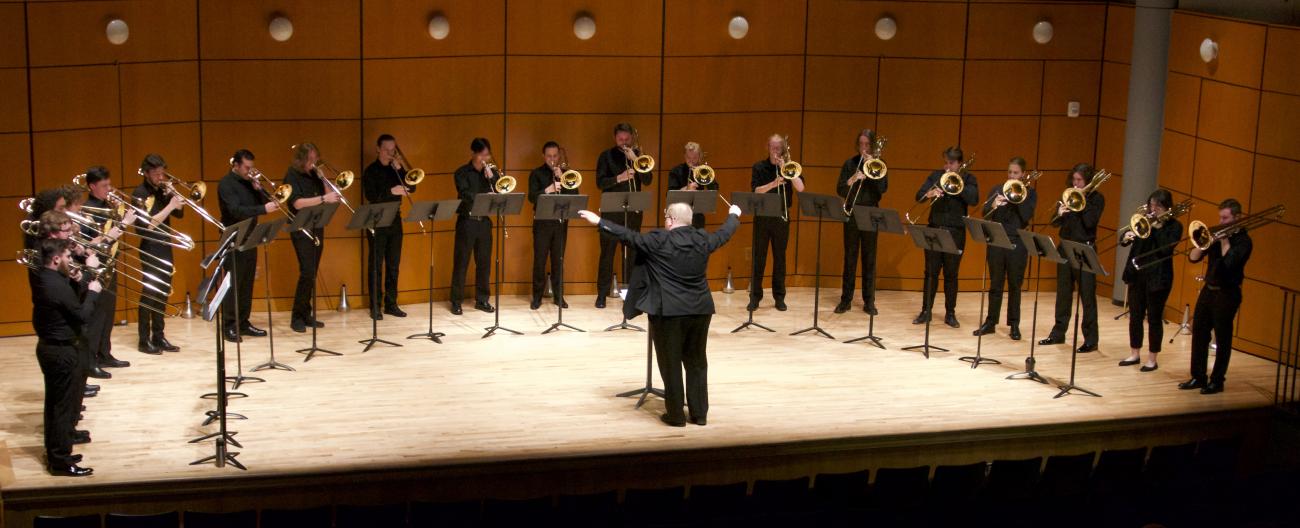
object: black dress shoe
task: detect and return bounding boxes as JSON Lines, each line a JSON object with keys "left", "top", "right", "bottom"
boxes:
{"left": 530, "top": 298, "right": 542, "bottom": 310}
{"left": 137, "top": 341, "right": 161, "bottom": 355}
{"left": 833, "top": 301, "right": 851, "bottom": 314}
{"left": 308, "top": 320, "right": 325, "bottom": 328}
{"left": 48, "top": 464, "right": 93, "bottom": 477}
{"left": 69, "top": 454, "right": 82, "bottom": 463}
{"left": 450, "top": 304, "right": 463, "bottom": 315}
{"left": 370, "top": 310, "right": 383, "bottom": 321}
{"left": 1118, "top": 357, "right": 1141, "bottom": 366}
{"left": 290, "top": 320, "right": 307, "bottom": 333}
{"left": 556, "top": 299, "right": 569, "bottom": 309}
{"left": 85, "top": 384, "right": 98, "bottom": 392}
{"left": 240, "top": 325, "right": 267, "bottom": 337}
{"left": 223, "top": 327, "right": 243, "bottom": 343}
{"left": 1009, "top": 326, "right": 1022, "bottom": 340}
{"left": 1201, "top": 381, "right": 1224, "bottom": 394}
{"left": 384, "top": 306, "right": 407, "bottom": 317}
{"left": 1038, "top": 337, "right": 1064, "bottom": 346}
{"left": 474, "top": 302, "right": 495, "bottom": 313}
{"left": 100, "top": 357, "right": 130, "bottom": 368}
{"left": 154, "top": 337, "right": 180, "bottom": 352}
{"left": 72, "top": 434, "right": 91, "bottom": 445}
{"left": 912, "top": 311, "right": 931, "bottom": 324}
{"left": 1179, "top": 378, "right": 1206, "bottom": 390}
{"left": 746, "top": 299, "right": 759, "bottom": 312}
{"left": 944, "top": 313, "right": 960, "bottom": 328}
{"left": 1077, "top": 344, "right": 1098, "bottom": 353}
{"left": 660, "top": 413, "right": 686, "bottom": 427}
{"left": 595, "top": 297, "right": 606, "bottom": 309}
{"left": 865, "top": 304, "right": 879, "bottom": 316}
{"left": 83, "top": 389, "right": 97, "bottom": 398}
{"left": 689, "top": 416, "right": 707, "bottom": 426}
{"left": 972, "top": 322, "right": 995, "bottom": 336}
{"left": 775, "top": 300, "right": 788, "bottom": 311}
{"left": 87, "top": 367, "right": 111, "bottom": 380}
{"left": 1140, "top": 364, "right": 1159, "bottom": 372}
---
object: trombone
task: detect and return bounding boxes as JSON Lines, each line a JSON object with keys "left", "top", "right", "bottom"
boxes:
{"left": 485, "top": 157, "right": 517, "bottom": 193}
{"left": 905, "top": 157, "right": 973, "bottom": 225}
{"left": 20, "top": 219, "right": 175, "bottom": 279}
{"left": 70, "top": 173, "right": 194, "bottom": 248}
{"left": 689, "top": 152, "right": 731, "bottom": 208}
{"left": 250, "top": 168, "right": 318, "bottom": 245}
{"left": 1122, "top": 199, "right": 1193, "bottom": 242}
{"left": 1131, "top": 204, "right": 1285, "bottom": 270}
{"left": 1050, "top": 169, "right": 1112, "bottom": 224}
{"left": 776, "top": 136, "right": 803, "bottom": 222}
{"left": 314, "top": 158, "right": 357, "bottom": 215}
{"left": 980, "top": 170, "right": 1040, "bottom": 219}
{"left": 555, "top": 147, "right": 582, "bottom": 191}
{"left": 843, "top": 136, "right": 888, "bottom": 216}
{"left": 16, "top": 249, "right": 179, "bottom": 317}
{"left": 151, "top": 168, "right": 225, "bottom": 230}
{"left": 622, "top": 129, "right": 655, "bottom": 191}
{"left": 394, "top": 143, "right": 428, "bottom": 231}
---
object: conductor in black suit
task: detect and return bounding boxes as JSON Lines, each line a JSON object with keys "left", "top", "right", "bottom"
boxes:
{"left": 579, "top": 202, "right": 741, "bottom": 427}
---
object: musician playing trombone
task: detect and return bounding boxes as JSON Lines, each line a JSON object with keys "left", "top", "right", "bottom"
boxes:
{"left": 748, "top": 134, "right": 805, "bottom": 312}
{"left": 912, "top": 147, "right": 978, "bottom": 328}
{"left": 132, "top": 154, "right": 184, "bottom": 354}
{"left": 527, "top": 141, "right": 579, "bottom": 310}
{"left": 363, "top": 134, "right": 414, "bottom": 320}
{"left": 667, "top": 142, "right": 717, "bottom": 229}
{"left": 1179, "top": 198, "right": 1253, "bottom": 395}
{"left": 1039, "top": 163, "right": 1105, "bottom": 353}
{"left": 79, "top": 167, "right": 134, "bottom": 373}
{"left": 594, "top": 122, "right": 654, "bottom": 309}
{"left": 450, "top": 137, "right": 498, "bottom": 315}
{"left": 973, "top": 157, "right": 1037, "bottom": 340}
{"left": 835, "top": 129, "right": 888, "bottom": 316}
{"left": 217, "top": 150, "right": 277, "bottom": 343}
{"left": 285, "top": 143, "right": 341, "bottom": 333}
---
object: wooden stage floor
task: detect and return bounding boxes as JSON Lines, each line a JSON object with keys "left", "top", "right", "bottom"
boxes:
{"left": 0, "top": 288, "right": 1280, "bottom": 500}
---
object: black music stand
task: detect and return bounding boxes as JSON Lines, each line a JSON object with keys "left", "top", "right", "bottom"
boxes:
{"left": 406, "top": 199, "right": 461, "bottom": 344}
{"left": 666, "top": 190, "right": 718, "bottom": 213}
{"left": 598, "top": 191, "right": 651, "bottom": 333}
{"left": 729, "top": 191, "right": 783, "bottom": 333}
{"left": 471, "top": 191, "right": 526, "bottom": 338}
{"left": 1054, "top": 240, "right": 1107, "bottom": 399}
{"left": 289, "top": 202, "right": 341, "bottom": 362}
{"left": 350, "top": 202, "right": 403, "bottom": 352}
{"left": 791, "top": 193, "right": 846, "bottom": 340}
{"left": 902, "top": 226, "right": 962, "bottom": 358}
{"left": 243, "top": 218, "right": 293, "bottom": 373}
{"left": 190, "top": 233, "right": 245, "bottom": 470}
{"left": 615, "top": 319, "right": 664, "bottom": 409}
{"left": 538, "top": 194, "right": 589, "bottom": 334}
{"left": 1007, "top": 229, "right": 1064, "bottom": 385}
{"left": 961, "top": 217, "right": 1015, "bottom": 369}
{"left": 845, "top": 206, "right": 904, "bottom": 349}
{"left": 215, "top": 218, "right": 262, "bottom": 389}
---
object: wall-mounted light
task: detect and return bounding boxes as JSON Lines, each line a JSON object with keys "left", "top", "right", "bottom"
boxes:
{"left": 1032, "top": 20, "right": 1054, "bottom": 44}
{"left": 1199, "top": 37, "right": 1218, "bottom": 63}
{"left": 269, "top": 15, "right": 293, "bottom": 42}
{"left": 874, "top": 16, "right": 897, "bottom": 41}
{"left": 573, "top": 13, "right": 596, "bottom": 40}
{"left": 728, "top": 15, "right": 749, "bottom": 40}
{"left": 105, "top": 18, "right": 129, "bottom": 45}
{"left": 428, "top": 13, "right": 449, "bottom": 40}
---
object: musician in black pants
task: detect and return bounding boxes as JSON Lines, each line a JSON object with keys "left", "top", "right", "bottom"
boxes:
{"left": 284, "top": 143, "right": 341, "bottom": 333}
{"left": 748, "top": 134, "right": 805, "bottom": 312}
{"left": 974, "top": 157, "right": 1037, "bottom": 340}
{"left": 913, "top": 147, "right": 979, "bottom": 328}
{"left": 579, "top": 202, "right": 740, "bottom": 427}
{"left": 79, "top": 167, "right": 131, "bottom": 373}
{"left": 363, "top": 134, "right": 414, "bottom": 319}
{"left": 1118, "top": 189, "right": 1181, "bottom": 372}
{"left": 1180, "top": 198, "right": 1253, "bottom": 395}
{"left": 32, "top": 238, "right": 101, "bottom": 476}
{"left": 450, "top": 137, "right": 497, "bottom": 315}
{"left": 1040, "top": 163, "right": 1105, "bottom": 353}
{"left": 666, "top": 141, "right": 717, "bottom": 229}
{"left": 528, "top": 141, "right": 578, "bottom": 310}
{"left": 595, "top": 122, "right": 654, "bottom": 309}
{"left": 132, "top": 154, "right": 184, "bottom": 354}
{"left": 835, "top": 129, "right": 888, "bottom": 315}
{"left": 218, "top": 150, "right": 276, "bottom": 342}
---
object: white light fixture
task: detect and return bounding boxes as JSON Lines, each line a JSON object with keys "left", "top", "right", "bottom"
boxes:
{"left": 1032, "top": 20, "right": 1054, "bottom": 44}
{"left": 428, "top": 14, "right": 449, "bottom": 40}
{"left": 1199, "top": 37, "right": 1219, "bottom": 63}
{"left": 573, "top": 14, "right": 596, "bottom": 40}
{"left": 874, "top": 16, "right": 897, "bottom": 41}
{"left": 728, "top": 15, "right": 749, "bottom": 40}
{"left": 269, "top": 15, "right": 294, "bottom": 42}
{"left": 105, "top": 19, "right": 129, "bottom": 45}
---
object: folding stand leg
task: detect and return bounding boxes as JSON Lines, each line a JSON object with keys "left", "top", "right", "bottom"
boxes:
{"left": 543, "top": 242, "right": 584, "bottom": 334}
{"left": 616, "top": 323, "right": 664, "bottom": 408}
{"left": 408, "top": 228, "right": 445, "bottom": 343}
{"left": 845, "top": 312, "right": 885, "bottom": 348}
{"left": 224, "top": 254, "right": 264, "bottom": 388}
{"left": 1168, "top": 304, "right": 1191, "bottom": 343}
{"left": 251, "top": 247, "right": 294, "bottom": 372}
{"left": 960, "top": 260, "right": 1001, "bottom": 368}
{"left": 483, "top": 212, "right": 522, "bottom": 338}
{"left": 191, "top": 313, "right": 246, "bottom": 470}
{"left": 1054, "top": 272, "right": 1101, "bottom": 399}
{"left": 732, "top": 278, "right": 774, "bottom": 333}
{"left": 297, "top": 257, "right": 340, "bottom": 362}
{"left": 791, "top": 214, "right": 834, "bottom": 340}
{"left": 1007, "top": 252, "right": 1048, "bottom": 384}
{"left": 605, "top": 207, "right": 644, "bottom": 333}
{"left": 903, "top": 274, "right": 947, "bottom": 358}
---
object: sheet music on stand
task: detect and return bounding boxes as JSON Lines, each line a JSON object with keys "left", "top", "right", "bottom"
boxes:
{"left": 666, "top": 190, "right": 718, "bottom": 214}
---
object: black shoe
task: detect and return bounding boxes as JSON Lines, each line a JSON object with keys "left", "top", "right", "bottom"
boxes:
{"left": 775, "top": 300, "right": 788, "bottom": 311}
{"left": 1118, "top": 357, "right": 1141, "bottom": 366}
{"left": 1201, "top": 381, "right": 1224, "bottom": 394}
{"left": 100, "top": 357, "right": 130, "bottom": 368}
{"left": 87, "top": 367, "right": 111, "bottom": 380}
{"left": 530, "top": 298, "right": 542, "bottom": 310}
{"left": 1140, "top": 364, "right": 1159, "bottom": 372}
{"left": 972, "top": 322, "right": 995, "bottom": 336}
{"left": 1077, "top": 344, "right": 1098, "bottom": 353}
{"left": 595, "top": 297, "right": 606, "bottom": 309}
{"left": 290, "top": 320, "right": 307, "bottom": 333}
{"left": 48, "top": 464, "right": 93, "bottom": 477}
{"left": 1038, "top": 337, "right": 1064, "bottom": 346}
{"left": 307, "top": 320, "right": 325, "bottom": 328}
{"left": 865, "top": 304, "right": 879, "bottom": 316}
{"left": 83, "top": 388, "right": 97, "bottom": 398}
{"left": 1179, "top": 378, "right": 1206, "bottom": 390}
{"left": 384, "top": 306, "right": 407, "bottom": 317}
{"left": 240, "top": 325, "right": 267, "bottom": 337}
{"left": 474, "top": 302, "right": 495, "bottom": 313}
{"left": 833, "top": 301, "right": 851, "bottom": 314}
{"left": 746, "top": 299, "right": 759, "bottom": 312}
{"left": 689, "top": 416, "right": 707, "bottom": 426}
{"left": 944, "top": 313, "right": 960, "bottom": 328}
{"left": 223, "top": 327, "right": 243, "bottom": 343}
{"left": 69, "top": 454, "right": 82, "bottom": 463}
{"left": 370, "top": 310, "right": 383, "bottom": 321}
{"left": 913, "top": 311, "right": 931, "bottom": 324}
{"left": 154, "top": 337, "right": 179, "bottom": 352}
{"left": 137, "top": 340, "right": 161, "bottom": 355}
{"left": 660, "top": 413, "right": 686, "bottom": 427}
{"left": 450, "top": 304, "right": 463, "bottom": 315}
{"left": 72, "top": 433, "right": 90, "bottom": 445}
{"left": 1009, "top": 326, "right": 1021, "bottom": 340}
{"left": 82, "top": 391, "right": 95, "bottom": 398}
{"left": 556, "top": 299, "right": 569, "bottom": 309}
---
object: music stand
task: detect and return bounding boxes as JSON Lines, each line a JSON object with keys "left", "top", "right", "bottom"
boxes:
{"left": 615, "top": 319, "right": 665, "bottom": 409}
{"left": 289, "top": 202, "right": 341, "bottom": 362}
{"left": 538, "top": 194, "right": 589, "bottom": 334}
{"left": 791, "top": 193, "right": 846, "bottom": 340}
{"left": 190, "top": 234, "right": 245, "bottom": 470}
{"left": 666, "top": 190, "right": 718, "bottom": 213}
{"left": 598, "top": 191, "right": 651, "bottom": 333}
{"left": 406, "top": 199, "right": 461, "bottom": 343}
{"left": 1052, "top": 240, "right": 1106, "bottom": 398}
{"left": 471, "top": 191, "right": 526, "bottom": 338}
{"left": 844, "top": 206, "right": 904, "bottom": 349}
{"left": 1007, "top": 229, "right": 1064, "bottom": 385}
{"left": 902, "top": 226, "right": 962, "bottom": 358}
{"left": 349, "top": 202, "right": 403, "bottom": 352}
{"left": 729, "top": 191, "right": 784, "bottom": 333}
{"left": 961, "top": 217, "right": 1015, "bottom": 368}
{"left": 242, "top": 218, "right": 293, "bottom": 373}
{"left": 215, "top": 218, "right": 262, "bottom": 389}
{"left": 199, "top": 223, "right": 251, "bottom": 410}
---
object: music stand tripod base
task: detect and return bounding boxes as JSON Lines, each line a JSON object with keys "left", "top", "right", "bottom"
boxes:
{"left": 958, "top": 355, "right": 1002, "bottom": 368}
{"left": 189, "top": 441, "right": 245, "bottom": 470}
{"left": 844, "top": 313, "right": 885, "bottom": 349}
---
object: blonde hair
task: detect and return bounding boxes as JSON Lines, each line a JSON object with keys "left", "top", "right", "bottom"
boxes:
{"left": 684, "top": 141, "right": 701, "bottom": 153}
{"left": 666, "top": 202, "right": 694, "bottom": 226}
{"left": 292, "top": 143, "right": 318, "bottom": 171}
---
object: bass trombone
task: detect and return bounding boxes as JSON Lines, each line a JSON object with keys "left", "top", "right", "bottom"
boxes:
{"left": 843, "top": 136, "right": 888, "bottom": 216}
{"left": 1131, "top": 204, "right": 1284, "bottom": 270}
{"left": 689, "top": 152, "right": 731, "bottom": 208}
{"left": 1050, "top": 169, "right": 1112, "bottom": 224}
{"left": 776, "top": 136, "right": 803, "bottom": 222}
{"left": 394, "top": 142, "right": 428, "bottom": 231}
{"left": 906, "top": 157, "right": 973, "bottom": 225}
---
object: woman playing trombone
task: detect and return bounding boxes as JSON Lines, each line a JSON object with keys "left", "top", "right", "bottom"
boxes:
{"left": 1117, "top": 189, "right": 1181, "bottom": 372}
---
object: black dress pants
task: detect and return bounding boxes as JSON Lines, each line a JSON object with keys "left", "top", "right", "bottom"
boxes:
{"left": 37, "top": 341, "right": 82, "bottom": 467}
{"left": 368, "top": 225, "right": 403, "bottom": 311}
{"left": 597, "top": 211, "right": 642, "bottom": 299}
{"left": 137, "top": 244, "right": 172, "bottom": 341}
{"left": 921, "top": 226, "right": 965, "bottom": 314}
{"left": 1127, "top": 277, "right": 1172, "bottom": 352}
{"left": 840, "top": 215, "right": 879, "bottom": 306}
{"left": 222, "top": 248, "right": 257, "bottom": 330}
{"left": 649, "top": 314, "right": 711, "bottom": 423}
{"left": 1049, "top": 262, "right": 1099, "bottom": 345}
{"left": 1190, "top": 286, "right": 1241, "bottom": 384}
{"left": 985, "top": 243, "right": 1028, "bottom": 326}
{"left": 290, "top": 231, "right": 324, "bottom": 324}
{"left": 532, "top": 220, "right": 566, "bottom": 302}
{"left": 750, "top": 216, "right": 789, "bottom": 303}
{"left": 451, "top": 215, "right": 492, "bottom": 306}
{"left": 86, "top": 277, "right": 117, "bottom": 364}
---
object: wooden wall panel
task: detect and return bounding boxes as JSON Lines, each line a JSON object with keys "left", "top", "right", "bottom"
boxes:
{"left": 1095, "top": 117, "right": 1125, "bottom": 177}
{"left": 1251, "top": 155, "right": 1299, "bottom": 225}
{"left": 959, "top": 116, "right": 1039, "bottom": 166}
{"left": 877, "top": 59, "right": 963, "bottom": 115}
{"left": 119, "top": 61, "right": 200, "bottom": 126}
{"left": 1263, "top": 26, "right": 1300, "bottom": 96}
{"left": 1036, "top": 116, "right": 1096, "bottom": 171}
{"left": 0, "top": 68, "right": 28, "bottom": 133}
{"left": 966, "top": 3, "right": 1106, "bottom": 60}
{"left": 361, "top": 0, "right": 506, "bottom": 58}
{"left": 875, "top": 114, "right": 961, "bottom": 171}
{"left": 364, "top": 57, "right": 505, "bottom": 119}
{"left": 1104, "top": 4, "right": 1133, "bottom": 64}
{"left": 1256, "top": 92, "right": 1300, "bottom": 162}
{"left": 962, "top": 61, "right": 1043, "bottom": 116}
{"left": 200, "top": 60, "right": 361, "bottom": 121}
{"left": 804, "top": 56, "right": 878, "bottom": 113}
{"left": 664, "top": 0, "right": 806, "bottom": 56}
{"left": 29, "top": 65, "right": 118, "bottom": 131}
{"left": 1238, "top": 279, "right": 1284, "bottom": 358}
{"left": 26, "top": 0, "right": 196, "bottom": 66}
{"left": 1168, "top": 11, "right": 1266, "bottom": 89}
{"left": 504, "top": 0, "right": 663, "bottom": 57}
{"left": 1158, "top": 130, "right": 1195, "bottom": 196}
{"left": 806, "top": 0, "right": 966, "bottom": 59}
{"left": 362, "top": 115, "right": 506, "bottom": 179}
{"left": 663, "top": 56, "right": 803, "bottom": 114}
{"left": 0, "top": 3, "right": 25, "bottom": 68}
{"left": 1163, "top": 72, "right": 1200, "bottom": 136}
{"left": 1042, "top": 61, "right": 1100, "bottom": 117}
{"left": 1099, "top": 62, "right": 1129, "bottom": 120}
{"left": 800, "top": 112, "right": 876, "bottom": 169}
{"left": 1246, "top": 222, "right": 1300, "bottom": 292}
{"left": 0, "top": 198, "right": 29, "bottom": 262}
{"left": 508, "top": 57, "right": 660, "bottom": 114}
{"left": 32, "top": 128, "right": 121, "bottom": 192}
{"left": 661, "top": 112, "right": 802, "bottom": 171}
{"left": 199, "top": 0, "right": 359, "bottom": 60}
{"left": 0, "top": 134, "right": 32, "bottom": 197}
{"left": 1192, "top": 140, "right": 1253, "bottom": 209}
{"left": 1197, "top": 80, "right": 1258, "bottom": 152}
{"left": 0, "top": 264, "right": 33, "bottom": 324}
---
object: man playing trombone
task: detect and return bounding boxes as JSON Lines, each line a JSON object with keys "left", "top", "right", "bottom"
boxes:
{"left": 748, "top": 134, "right": 805, "bottom": 312}
{"left": 79, "top": 167, "right": 133, "bottom": 372}
{"left": 594, "top": 122, "right": 654, "bottom": 309}
{"left": 667, "top": 142, "right": 717, "bottom": 229}
{"left": 450, "top": 137, "right": 498, "bottom": 315}
{"left": 284, "top": 143, "right": 341, "bottom": 332}
{"left": 217, "top": 150, "right": 277, "bottom": 342}
{"left": 835, "top": 129, "right": 888, "bottom": 315}
{"left": 1039, "top": 163, "right": 1105, "bottom": 352}
{"left": 973, "top": 157, "right": 1037, "bottom": 340}
{"left": 1180, "top": 198, "right": 1254, "bottom": 395}
{"left": 132, "top": 154, "right": 185, "bottom": 354}
{"left": 912, "top": 147, "right": 978, "bottom": 328}
{"left": 362, "top": 134, "right": 414, "bottom": 319}
{"left": 527, "top": 141, "right": 578, "bottom": 310}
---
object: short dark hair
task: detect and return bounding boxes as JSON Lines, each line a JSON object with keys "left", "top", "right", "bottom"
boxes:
{"left": 377, "top": 134, "right": 395, "bottom": 146}
{"left": 1148, "top": 189, "right": 1173, "bottom": 210}
{"left": 470, "top": 137, "right": 491, "bottom": 154}
{"left": 29, "top": 187, "right": 64, "bottom": 219}
{"left": 231, "top": 149, "right": 255, "bottom": 165}
{"left": 1070, "top": 162, "right": 1093, "bottom": 178}
{"left": 84, "top": 165, "right": 110, "bottom": 185}
{"left": 942, "top": 147, "right": 963, "bottom": 162}
{"left": 1219, "top": 198, "right": 1243, "bottom": 216}
{"left": 140, "top": 153, "right": 167, "bottom": 173}
{"left": 542, "top": 141, "right": 560, "bottom": 152}
{"left": 1009, "top": 157, "right": 1027, "bottom": 170}
{"left": 57, "top": 184, "right": 83, "bottom": 207}
{"left": 39, "top": 238, "right": 72, "bottom": 266}
{"left": 613, "top": 122, "right": 635, "bottom": 136}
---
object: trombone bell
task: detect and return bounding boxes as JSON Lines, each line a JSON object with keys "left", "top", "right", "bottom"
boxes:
{"left": 404, "top": 168, "right": 425, "bottom": 186}
{"left": 863, "top": 158, "right": 888, "bottom": 179}
{"left": 334, "top": 171, "right": 355, "bottom": 191}
{"left": 780, "top": 161, "right": 802, "bottom": 179}
{"left": 1189, "top": 220, "right": 1212, "bottom": 250}
{"left": 633, "top": 154, "right": 655, "bottom": 174}
{"left": 560, "top": 170, "right": 582, "bottom": 190}
{"left": 495, "top": 175, "right": 517, "bottom": 194}
{"left": 692, "top": 165, "right": 715, "bottom": 186}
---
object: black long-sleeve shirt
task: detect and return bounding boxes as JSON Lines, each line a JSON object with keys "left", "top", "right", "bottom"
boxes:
{"left": 1051, "top": 190, "right": 1104, "bottom": 244}
{"left": 284, "top": 167, "right": 327, "bottom": 236}
{"left": 453, "top": 161, "right": 494, "bottom": 217}
{"left": 81, "top": 195, "right": 111, "bottom": 241}
{"left": 362, "top": 160, "right": 411, "bottom": 205}
{"left": 133, "top": 180, "right": 183, "bottom": 253}
{"left": 667, "top": 163, "right": 719, "bottom": 193}
{"left": 837, "top": 155, "right": 888, "bottom": 208}
{"left": 982, "top": 184, "right": 1037, "bottom": 242}
{"left": 751, "top": 159, "right": 799, "bottom": 216}
{"left": 914, "top": 170, "right": 979, "bottom": 229}
{"left": 1122, "top": 218, "right": 1182, "bottom": 290}
{"left": 598, "top": 213, "right": 739, "bottom": 318}
{"left": 528, "top": 163, "right": 578, "bottom": 223}
{"left": 32, "top": 267, "right": 98, "bottom": 341}
{"left": 1190, "top": 229, "right": 1252, "bottom": 289}
{"left": 596, "top": 146, "right": 653, "bottom": 192}
{"left": 218, "top": 171, "right": 269, "bottom": 229}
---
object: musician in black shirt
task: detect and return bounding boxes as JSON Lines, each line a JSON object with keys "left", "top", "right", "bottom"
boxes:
{"left": 284, "top": 143, "right": 341, "bottom": 332}
{"left": 666, "top": 142, "right": 717, "bottom": 229}
{"left": 1179, "top": 198, "right": 1253, "bottom": 394}
{"left": 217, "top": 150, "right": 277, "bottom": 341}
{"left": 450, "top": 137, "right": 497, "bottom": 315}
{"left": 363, "top": 134, "right": 414, "bottom": 319}
{"left": 1118, "top": 189, "right": 1181, "bottom": 372}
{"left": 835, "top": 129, "right": 888, "bottom": 315}
{"left": 132, "top": 154, "right": 184, "bottom": 354}
{"left": 1039, "top": 163, "right": 1105, "bottom": 352}
{"left": 912, "top": 147, "right": 979, "bottom": 328}
{"left": 973, "top": 157, "right": 1037, "bottom": 339}
{"left": 527, "top": 141, "right": 578, "bottom": 310}
{"left": 748, "top": 134, "right": 805, "bottom": 312}
{"left": 79, "top": 167, "right": 132, "bottom": 373}
{"left": 594, "top": 122, "right": 654, "bottom": 309}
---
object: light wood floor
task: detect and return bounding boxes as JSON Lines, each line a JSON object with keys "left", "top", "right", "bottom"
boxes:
{"left": 0, "top": 288, "right": 1279, "bottom": 492}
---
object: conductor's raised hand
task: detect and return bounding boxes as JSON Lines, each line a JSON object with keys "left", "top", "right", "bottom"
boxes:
{"left": 729, "top": 204, "right": 742, "bottom": 217}
{"left": 577, "top": 210, "right": 601, "bottom": 225}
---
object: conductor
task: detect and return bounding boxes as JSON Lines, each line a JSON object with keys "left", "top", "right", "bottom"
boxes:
{"left": 578, "top": 202, "right": 741, "bottom": 427}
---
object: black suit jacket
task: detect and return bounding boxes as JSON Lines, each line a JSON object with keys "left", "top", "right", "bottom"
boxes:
{"left": 598, "top": 214, "right": 740, "bottom": 319}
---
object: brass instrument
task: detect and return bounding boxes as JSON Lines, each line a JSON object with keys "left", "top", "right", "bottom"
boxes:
{"left": 556, "top": 147, "right": 582, "bottom": 191}
{"left": 981, "top": 170, "right": 1040, "bottom": 218}
{"left": 250, "top": 168, "right": 318, "bottom": 245}
{"left": 1132, "top": 204, "right": 1284, "bottom": 270}
{"left": 776, "top": 136, "right": 803, "bottom": 222}
{"left": 68, "top": 204, "right": 194, "bottom": 251}
{"left": 393, "top": 143, "right": 427, "bottom": 231}
{"left": 289, "top": 144, "right": 356, "bottom": 214}
{"left": 622, "top": 129, "right": 655, "bottom": 191}
{"left": 689, "top": 152, "right": 731, "bottom": 208}
{"left": 843, "top": 136, "right": 889, "bottom": 216}
{"left": 70, "top": 173, "right": 192, "bottom": 247}
{"left": 21, "top": 219, "right": 175, "bottom": 279}
{"left": 16, "top": 249, "right": 178, "bottom": 317}
{"left": 905, "top": 157, "right": 973, "bottom": 225}
{"left": 1050, "top": 169, "right": 1112, "bottom": 223}
{"left": 484, "top": 157, "right": 516, "bottom": 194}
{"left": 142, "top": 168, "right": 225, "bottom": 230}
